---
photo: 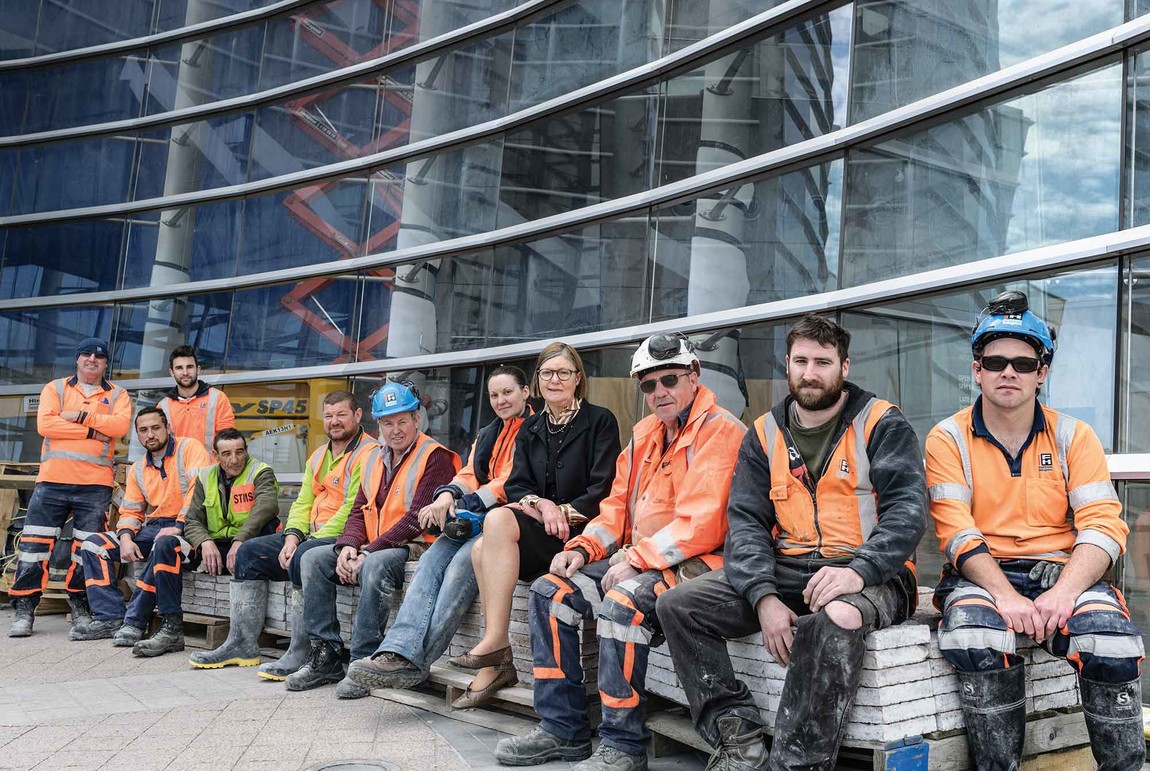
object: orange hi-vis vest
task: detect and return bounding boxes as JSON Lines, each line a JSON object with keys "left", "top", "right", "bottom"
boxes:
{"left": 755, "top": 396, "right": 909, "bottom": 566}
{"left": 569, "top": 386, "right": 745, "bottom": 571}
{"left": 37, "top": 376, "right": 132, "bottom": 486}
{"left": 157, "top": 386, "right": 235, "bottom": 450}
{"left": 359, "top": 433, "right": 461, "bottom": 545}
{"left": 450, "top": 411, "right": 529, "bottom": 510}
{"left": 117, "top": 437, "right": 212, "bottom": 535}
{"left": 305, "top": 434, "right": 375, "bottom": 533}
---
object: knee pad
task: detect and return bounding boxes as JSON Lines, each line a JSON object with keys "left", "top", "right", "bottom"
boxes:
{"left": 1066, "top": 610, "right": 1144, "bottom": 682}
{"left": 531, "top": 574, "right": 591, "bottom": 627}
{"left": 939, "top": 600, "right": 1017, "bottom": 672}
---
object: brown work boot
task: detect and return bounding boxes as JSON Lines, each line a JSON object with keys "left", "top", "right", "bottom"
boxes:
{"left": 346, "top": 651, "right": 422, "bottom": 689}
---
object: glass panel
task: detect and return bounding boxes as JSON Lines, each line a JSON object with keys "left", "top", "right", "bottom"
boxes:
{"left": 850, "top": 0, "right": 1124, "bottom": 123}
{"left": 842, "top": 64, "right": 1123, "bottom": 287}
{"left": 0, "top": 304, "right": 114, "bottom": 385}
{"left": 0, "top": 398, "right": 39, "bottom": 464}
{"left": 1116, "top": 480, "right": 1150, "bottom": 703}
{"left": 0, "top": 1, "right": 39, "bottom": 60}
{"left": 1119, "top": 254, "right": 1150, "bottom": 452}
{"left": 0, "top": 221, "right": 126, "bottom": 295}
{"left": 1126, "top": 45, "right": 1150, "bottom": 227}
{"left": 664, "top": 0, "right": 789, "bottom": 55}
{"left": 843, "top": 262, "right": 1118, "bottom": 451}
{"left": 111, "top": 293, "right": 233, "bottom": 380}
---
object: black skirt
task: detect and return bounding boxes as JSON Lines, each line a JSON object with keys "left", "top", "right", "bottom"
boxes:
{"left": 514, "top": 511, "right": 582, "bottom": 581}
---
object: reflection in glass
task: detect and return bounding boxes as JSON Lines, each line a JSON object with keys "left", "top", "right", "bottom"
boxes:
{"left": 1117, "top": 481, "right": 1150, "bottom": 703}
{"left": 842, "top": 65, "right": 1122, "bottom": 286}
{"left": 0, "top": 305, "right": 114, "bottom": 386}
{"left": 1119, "top": 255, "right": 1150, "bottom": 452}
{"left": 113, "top": 293, "right": 233, "bottom": 379}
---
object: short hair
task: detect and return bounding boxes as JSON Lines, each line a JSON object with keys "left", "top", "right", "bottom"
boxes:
{"left": 135, "top": 406, "right": 168, "bottom": 427}
{"left": 488, "top": 365, "right": 529, "bottom": 389}
{"left": 322, "top": 390, "right": 359, "bottom": 411}
{"left": 531, "top": 342, "right": 588, "bottom": 400}
{"left": 786, "top": 315, "right": 850, "bottom": 362}
{"left": 213, "top": 427, "right": 246, "bottom": 451}
{"left": 168, "top": 345, "right": 198, "bottom": 368}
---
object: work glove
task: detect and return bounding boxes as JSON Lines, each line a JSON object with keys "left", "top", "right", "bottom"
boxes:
{"left": 1028, "top": 560, "right": 1064, "bottom": 590}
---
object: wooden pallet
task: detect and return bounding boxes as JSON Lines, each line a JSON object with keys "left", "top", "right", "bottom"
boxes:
{"left": 181, "top": 612, "right": 230, "bottom": 649}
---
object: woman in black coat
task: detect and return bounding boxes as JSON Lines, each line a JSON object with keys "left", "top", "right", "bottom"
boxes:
{"left": 449, "top": 341, "right": 620, "bottom": 708}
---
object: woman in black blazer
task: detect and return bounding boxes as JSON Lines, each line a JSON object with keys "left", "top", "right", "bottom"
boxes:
{"left": 449, "top": 341, "right": 620, "bottom": 708}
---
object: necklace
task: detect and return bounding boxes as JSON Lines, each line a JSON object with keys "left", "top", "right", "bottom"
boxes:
{"left": 546, "top": 416, "right": 572, "bottom": 435}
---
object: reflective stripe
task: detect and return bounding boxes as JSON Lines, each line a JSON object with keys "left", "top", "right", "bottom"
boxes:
{"left": 119, "top": 500, "right": 146, "bottom": 512}
{"left": 70, "top": 553, "right": 84, "bottom": 565}
{"left": 625, "top": 441, "right": 639, "bottom": 514}
{"left": 72, "top": 529, "right": 96, "bottom": 540}
{"left": 134, "top": 462, "right": 146, "bottom": 496}
{"left": 1074, "top": 530, "right": 1121, "bottom": 564}
{"left": 157, "top": 397, "right": 172, "bottom": 425}
{"left": 930, "top": 483, "right": 972, "bottom": 505}
{"left": 944, "top": 528, "right": 986, "bottom": 565}
{"left": 476, "top": 487, "right": 498, "bottom": 509}
{"left": 597, "top": 617, "right": 652, "bottom": 645}
{"left": 1053, "top": 414, "right": 1077, "bottom": 483}
{"left": 1068, "top": 634, "right": 1146, "bottom": 660}
{"left": 583, "top": 523, "right": 620, "bottom": 555}
{"left": 1074, "top": 590, "right": 1122, "bottom": 609}
{"left": 18, "top": 552, "right": 50, "bottom": 562}
{"left": 204, "top": 389, "right": 220, "bottom": 448}
{"left": 936, "top": 418, "right": 973, "bottom": 489}
{"left": 758, "top": 412, "right": 780, "bottom": 468}
{"left": 1068, "top": 480, "right": 1118, "bottom": 511}
{"left": 853, "top": 398, "right": 881, "bottom": 541}
{"left": 399, "top": 440, "right": 437, "bottom": 511}
{"left": 550, "top": 600, "right": 583, "bottom": 627}
{"left": 81, "top": 540, "right": 109, "bottom": 559}
{"left": 941, "top": 582, "right": 996, "bottom": 612}
{"left": 569, "top": 571, "right": 603, "bottom": 617}
{"left": 937, "top": 627, "right": 1017, "bottom": 654}
{"left": 649, "top": 528, "right": 686, "bottom": 566}
{"left": 22, "top": 525, "right": 61, "bottom": 537}
{"left": 42, "top": 450, "right": 113, "bottom": 467}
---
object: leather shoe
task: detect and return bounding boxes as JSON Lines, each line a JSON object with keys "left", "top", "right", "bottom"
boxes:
{"left": 449, "top": 645, "right": 511, "bottom": 671}
{"left": 451, "top": 663, "right": 518, "bottom": 709}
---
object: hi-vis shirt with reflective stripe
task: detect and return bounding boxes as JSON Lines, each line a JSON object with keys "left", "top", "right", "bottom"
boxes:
{"left": 566, "top": 386, "right": 745, "bottom": 571}
{"left": 449, "top": 412, "right": 528, "bottom": 510}
{"left": 157, "top": 386, "right": 235, "bottom": 451}
{"left": 756, "top": 396, "right": 894, "bottom": 558}
{"left": 287, "top": 433, "right": 375, "bottom": 537}
{"left": 37, "top": 377, "right": 132, "bottom": 486}
{"left": 925, "top": 403, "right": 1126, "bottom": 566}
{"left": 116, "top": 437, "right": 212, "bottom": 536}
{"left": 360, "top": 432, "right": 461, "bottom": 545}
{"left": 199, "top": 459, "right": 278, "bottom": 540}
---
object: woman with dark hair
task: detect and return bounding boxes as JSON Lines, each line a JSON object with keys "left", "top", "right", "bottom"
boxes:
{"left": 342, "top": 366, "right": 533, "bottom": 698}
{"left": 449, "top": 342, "right": 621, "bottom": 708}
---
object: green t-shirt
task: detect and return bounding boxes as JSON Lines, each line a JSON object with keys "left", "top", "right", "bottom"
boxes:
{"left": 787, "top": 402, "right": 841, "bottom": 484}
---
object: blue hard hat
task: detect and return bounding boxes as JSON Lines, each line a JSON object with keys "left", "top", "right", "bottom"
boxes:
{"left": 971, "top": 291, "right": 1056, "bottom": 364}
{"left": 371, "top": 381, "right": 421, "bottom": 419}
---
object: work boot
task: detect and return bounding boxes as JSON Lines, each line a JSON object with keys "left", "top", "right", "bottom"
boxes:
{"left": 190, "top": 581, "right": 267, "bottom": 669}
{"left": 259, "top": 589, "right": 307, "bottom": 681}
{"left": 494, "top": 726, "right": 592, "bottom": 766}
{"left": 334, "top": 675, "right": 370, "bottom": 700}
{"left": 112, "top": 623, "right": 145, "bottom": 647}
{"left": 572, "top": 745, "right": 648, "bottom": 771}
{"left": 347, "top": 651, "right": 422, "bottom": 689}
{"left": 955, "top": 665, "right": 1026, "bottom": 771}
{"left": 70, "top": 617, "right": 124, "bottom": 641}
{"left": 285, "top": 641, "right": 345, "bottom": 691}
{"left": 703, "top": 715, "right": 769, "bottom": 771}
{"left": 7, "top": 598, "right": 35, "bottom": 638}
{"left": 67, "top": 594, "right": 93, "bottom": 639}
{"left": 1080, "top": 676, "right": 1146, "bottom": 770}
{"left": 132, "top": 614, "right": 185, "bottom": 658}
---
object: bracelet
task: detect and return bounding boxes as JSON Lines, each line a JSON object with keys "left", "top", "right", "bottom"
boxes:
{"left": 520, "top": 495, "right": 541, "bottom": 508}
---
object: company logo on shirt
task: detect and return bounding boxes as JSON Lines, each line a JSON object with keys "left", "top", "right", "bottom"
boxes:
{"left": 1038, "top": 453, "right": 1054, "bottom": 472}
{"left": 839, "top": 459, "right": 849, "bottom": 474}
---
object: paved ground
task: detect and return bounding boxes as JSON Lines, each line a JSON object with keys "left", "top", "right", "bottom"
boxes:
{"left": 0, "top": 607, "right": 708, "bottom": 771}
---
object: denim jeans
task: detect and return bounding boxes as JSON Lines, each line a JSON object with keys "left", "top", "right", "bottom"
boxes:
{"left": 300, "top": 545, "right": 409, "bottom": 660}
{"left": 376, "top": 534, "right": 477, "bottom": 673}
{"left": 11, "top": 481, "right": 110, "bottom": 602}
{"left": 233, "top": 532, "right": 334, "bottom": 587}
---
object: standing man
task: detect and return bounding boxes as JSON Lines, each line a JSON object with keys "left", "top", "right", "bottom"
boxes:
{"left": 494, "top": 334, "right": 746, "bottom": 771}
{"left": 657, "top": 316, "right": 927, "bottom": 771}
{"left": 286, "top": 381, "right": 459, "bottom": 692}
{"left": 189, "top": 391, "right": 373, "bottom": 676}
{"left": 76, "top": 408, "right": 210, "bottom": 657}
{"left": 927, "top": 291, "right": 1144, "bottom": 770}
{"left": 9, "top": 337, "right": 132, "bottom": 638}
{"left": 157, "top": 345, "right": 235, "bottom": 451}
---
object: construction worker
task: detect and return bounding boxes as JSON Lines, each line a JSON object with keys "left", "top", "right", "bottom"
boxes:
{"left": 657, "top": 315, "right": 927, "bottom": 771}
{"left": 285, "top": 381, "right": 460, "bottom": 692}
{"left": 189, "top": 390, "right": 374, "bottom": 677}
{"left": 75, "top": 408, "right": 211, "bottom": 657}
{"left": 9, "top": 337, "right": 132, "bottom": 639}
{"left": 926, "top": 291, "right": 1144, "bottom": 770}
{"left": 181, "top": 427, "right": 281, "bottom": 577}
{"left": 156, "top": 345, "right": 235, "bottom": 451}
{"left": 494, "top": 334, "right": 746, "bottom": 771}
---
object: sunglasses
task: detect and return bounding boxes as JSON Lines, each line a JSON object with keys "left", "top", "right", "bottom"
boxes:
{"left": 639, "top": 372, "right": 690, "bottom": 394}
{"left": 978, "top": 355, "right": 1041, "bottom": 373}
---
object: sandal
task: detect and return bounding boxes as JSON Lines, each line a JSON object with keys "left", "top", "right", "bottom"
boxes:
{"left": 451, "top": 662, "right": 518, "bottom": 709}
{"left": 449, "top": 645, "right": 511, "bottom": 671}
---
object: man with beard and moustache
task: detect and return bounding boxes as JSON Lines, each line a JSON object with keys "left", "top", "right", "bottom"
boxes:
{"left": 657, "top": 315, "right": 927, "bottom": 771}
{"left": 189, "top": 391, "right": 375, "bottom": 676}
{"left": 156, "top": 346, "right": 235, "bottom": 453}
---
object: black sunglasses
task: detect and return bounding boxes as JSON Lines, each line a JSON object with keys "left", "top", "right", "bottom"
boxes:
{"left": 639, "top": 372, "right": 690, "bottom": 394}
{"left": 978, "top": 355, "right": 1041, "bottom": 373}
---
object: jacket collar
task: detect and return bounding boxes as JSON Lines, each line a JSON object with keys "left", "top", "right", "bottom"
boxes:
{"left": 165, "top": 380, "right": 212, "bottom": 400}
{"left": 632, "top": 385, "right": 718, "bottom": 448}
{"left": 528, "top": 401, "right": 592, "bottom": 445}
{"left": 67, "top": 375, "right": 113, "bottom": 391}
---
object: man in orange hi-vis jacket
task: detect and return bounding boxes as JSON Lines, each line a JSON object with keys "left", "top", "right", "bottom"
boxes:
{"left": 155, "top": 345, "right": 235, "bottom": 452}
{"left": 8, "top": 337, "right": 132, "bottom": 639}
{"left": 494, "top": 333, "right": 745, "bottom": 771}
{"left": 927, "top": 291, "right": 1144, "bottom": 771}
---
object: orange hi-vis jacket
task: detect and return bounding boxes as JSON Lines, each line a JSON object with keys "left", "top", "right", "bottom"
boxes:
{"left": 290, "top": 431, "right": 376, "bottom": 537}
{"left": 360, "top": 433, "right": 461, "bottom": 545}
{"left": 116, "top": 437, "right": 212, "bottom": 537}
{"left": 925, "top": 401, "right": 1126, "bottom": 567}
{"left": 756, "top": 395, "right": 905, "bottom": 562}
{"left": 37, "top": 376, "right": 132, "bottom": 486}
{"left": 156, "top": 382, "right": 236, "bottom": 450}
{"left": 567, "top": 386, "right": 745, "bottom": 572}
{"left": 447, "top": 410, "right": 530, "bottom": 510}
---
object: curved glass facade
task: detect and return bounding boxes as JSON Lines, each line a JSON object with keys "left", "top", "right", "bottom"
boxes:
{"left": 6, "top": 0, "right": 1150, "bottom": 694}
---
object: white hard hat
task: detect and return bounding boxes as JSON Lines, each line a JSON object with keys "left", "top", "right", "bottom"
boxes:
{"left": 630, "top": 333, "right": 699, "bottom": 378}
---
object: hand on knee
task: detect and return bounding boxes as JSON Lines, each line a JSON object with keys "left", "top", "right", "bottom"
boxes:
{"left": 824, "top": 600, "right": 863, "bottom": 630}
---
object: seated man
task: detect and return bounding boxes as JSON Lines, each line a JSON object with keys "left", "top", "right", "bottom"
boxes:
{"left": 287, "top": 381, "right": 459, "bottom": 692}
{"left": 190, "top": 391, "right": 374, "bottom": 676}
{"left": 76, "top": 407, "right": 211, "bottom": 657}
{"left": 494, "top": 334, "right": 745, "bottom": 771}
{"left": 927, "top": 292, "right": 1144, "bottom": 770}
{"left": 656, "top": 315, "right": 927, "bottom": 771}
